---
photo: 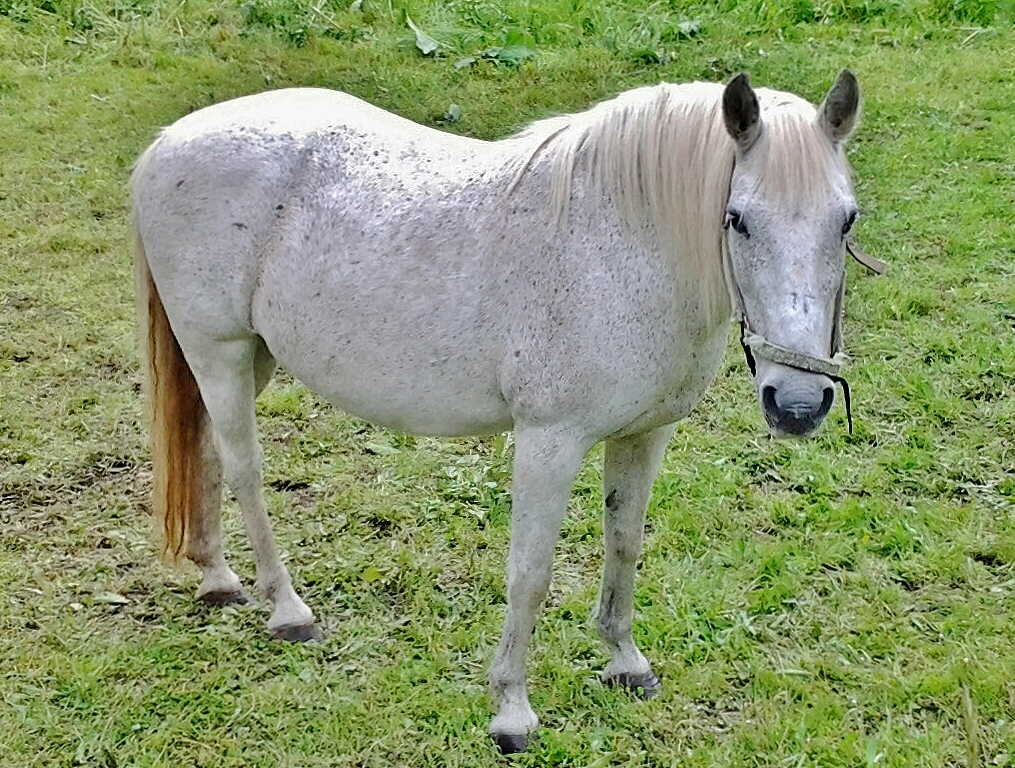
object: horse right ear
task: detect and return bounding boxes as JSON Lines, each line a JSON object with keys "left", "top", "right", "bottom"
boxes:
{"left": 723, "top": 73, "right": 762, "bottom": 151}
{"left": 816, "top": 69, "right": 860, "bottom": 145}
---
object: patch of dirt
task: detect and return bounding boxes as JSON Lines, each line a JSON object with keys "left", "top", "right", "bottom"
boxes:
{"left": 678, "top": 696, "right": 746, "bottom": 735}
{"left": 1, "top": 452, "right": 150, "bottom": 514}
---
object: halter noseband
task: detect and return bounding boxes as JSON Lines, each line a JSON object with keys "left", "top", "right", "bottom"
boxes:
{"left": 724, "top": 234, "right": 885, "bottom": 435}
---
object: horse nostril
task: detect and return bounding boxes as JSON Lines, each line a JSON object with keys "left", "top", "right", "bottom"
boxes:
{"left": 763, "top": 384, "right": 833, "bottom": 419}
{"left": 816, "top": 386, "right": 834, "bottom": 419}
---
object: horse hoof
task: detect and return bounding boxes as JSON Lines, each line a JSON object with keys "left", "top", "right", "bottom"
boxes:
{"left": 198, "top": 589, "right": 252, "bottom": 607}
{"left": 605, "top": 670, "right": 662, "bottom": 699}
{"left": 271, "top": 622, "right": 323, "bottom": 643}
{"left": 491, "top": 731, "right": 529, "bottom": 755}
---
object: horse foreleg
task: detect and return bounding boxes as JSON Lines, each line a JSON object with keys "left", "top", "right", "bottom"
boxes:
{"left": 193, "top": 338, "right": 317, "bottom": 641}
{"left": 597, "top": 424, "right": 674, "bottom": 698}
{"left": 488, "top": 427, "right": 589, "bottom": 754}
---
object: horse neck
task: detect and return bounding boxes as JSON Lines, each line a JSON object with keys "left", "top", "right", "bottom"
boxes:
{"left": 570, "top": 85, "right": 735, "bottom": 322}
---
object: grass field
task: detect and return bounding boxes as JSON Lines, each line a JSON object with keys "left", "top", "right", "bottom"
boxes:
{"left": 2, "top": 0, "right": 1015, "bottom": 765}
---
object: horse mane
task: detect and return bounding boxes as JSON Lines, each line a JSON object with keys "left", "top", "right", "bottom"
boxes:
{"left": 506, "top": 83, "right": 853, "bottom": 320}
{"left": 506, "top": 83, "right": 735, "bottom": 320}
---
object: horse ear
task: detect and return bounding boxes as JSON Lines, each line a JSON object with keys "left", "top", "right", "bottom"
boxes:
{"left": 817, "top": 69, "right": 860, "bottom": 145}
{"left": 723, "top": 73, "right": 762, "bottom": 151}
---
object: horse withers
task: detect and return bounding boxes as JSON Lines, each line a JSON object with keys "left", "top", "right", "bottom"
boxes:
{"left": 132, "top": 70, "right": 861, "bottom": 752}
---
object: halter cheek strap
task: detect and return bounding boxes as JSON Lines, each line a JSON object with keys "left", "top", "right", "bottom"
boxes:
{"left": 724, "top": 234, "right": 884, "bottom": 435}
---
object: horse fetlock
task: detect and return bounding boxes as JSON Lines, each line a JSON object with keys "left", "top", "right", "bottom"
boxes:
{"left": 266, "top": 604, "right": 315, "bottom": 629}
{"left": 602, "top": 647, "right": 659, "bottom": 698}
{"left": 265, "top": 588, "right": 316, "bottom": 640}
{"left": 267, "top": 606, "right": 321, "bottom": 642}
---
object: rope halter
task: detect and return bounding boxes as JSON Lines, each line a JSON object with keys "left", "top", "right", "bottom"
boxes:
{"left": 724, "top": 234, "right": 886, "bottom": 435}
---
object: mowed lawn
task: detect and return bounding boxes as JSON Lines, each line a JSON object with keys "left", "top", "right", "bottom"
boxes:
{"left": 1, "top": 1, "right": 1014, "bottom": 765}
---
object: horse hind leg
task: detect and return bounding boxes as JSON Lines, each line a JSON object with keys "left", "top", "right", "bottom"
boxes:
{"left": 189, "top": 336, "right": 318, "bottom": 641}
{"left": 188, "top": 342, "right": 277, "bottom": 607}
{"left": 597, "top": 424, "right": 674, "bottom": 699}
{"left": 188, "top": 418, "right": 247, "bottom": 606}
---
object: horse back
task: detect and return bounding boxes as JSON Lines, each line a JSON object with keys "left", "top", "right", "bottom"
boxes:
{"left": 132, "top": 89, "right": 479, "bottom": 334}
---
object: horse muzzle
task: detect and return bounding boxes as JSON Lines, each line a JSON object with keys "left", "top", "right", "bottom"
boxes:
{"left": 758, "top": 366, "right": 835, "bottom": 437}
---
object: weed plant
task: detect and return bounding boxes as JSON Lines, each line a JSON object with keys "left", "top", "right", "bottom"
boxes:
{"left": 1, "top": 0, "right": 1014, "bottom": 765}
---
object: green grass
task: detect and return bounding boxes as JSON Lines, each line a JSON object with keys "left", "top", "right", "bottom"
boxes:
{"left": 2, "top": 0, "right": 1015, "bottom": 765}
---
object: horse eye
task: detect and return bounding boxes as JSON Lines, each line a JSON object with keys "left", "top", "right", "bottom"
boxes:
{"left": 842, "top": 210, "right": 858, "bottom": 237}
{"left": 725, "top": 209, "right": 749, "bottom": 238}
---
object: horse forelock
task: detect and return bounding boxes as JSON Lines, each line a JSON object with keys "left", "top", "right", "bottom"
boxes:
{"left": 748, "top": 90, "right": 855, "bottom": 210}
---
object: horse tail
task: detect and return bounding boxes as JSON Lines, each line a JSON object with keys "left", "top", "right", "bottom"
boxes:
{"left": 134, "top": 227, "right": 206, "bottom": 561}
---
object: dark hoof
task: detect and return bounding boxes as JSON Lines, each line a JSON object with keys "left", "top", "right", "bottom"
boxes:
{"left": 198, "top": 589, "right": 252, "bottom": 607}
{"left": 271, "top": 623, "right": 323, "bottom": 643}
{"left": 491, "top": 731, "right": 528, "bottom": 755}
{"left": 605, "top": 670, "right": 662, "bottom": 699}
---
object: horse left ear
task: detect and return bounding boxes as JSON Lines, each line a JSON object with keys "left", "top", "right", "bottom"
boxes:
{"left": 723, "top": 73, "right": 762, "bottom": 151}
{"left": 817, "top": 69, "right": 860, "bottom": 145}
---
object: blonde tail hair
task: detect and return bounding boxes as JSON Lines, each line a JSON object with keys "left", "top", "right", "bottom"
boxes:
{"left": 134, "top": 228, "right": 206, "bottom": 560}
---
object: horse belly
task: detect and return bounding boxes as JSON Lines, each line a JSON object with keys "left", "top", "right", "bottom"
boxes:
{"left": 254, "top": 281, "right": 513, "bottom": 437}
{"left": 295, "top": 348, "right": 511, "bottom": 437}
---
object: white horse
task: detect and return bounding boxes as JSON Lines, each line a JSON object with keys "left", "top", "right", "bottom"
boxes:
{"left": 133, "top": 71, "right": 861, "bottom": 752}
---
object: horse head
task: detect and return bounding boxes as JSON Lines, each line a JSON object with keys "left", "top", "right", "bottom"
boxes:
{"left": 722, "top": 70, "right": 861, "bottom": 437}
